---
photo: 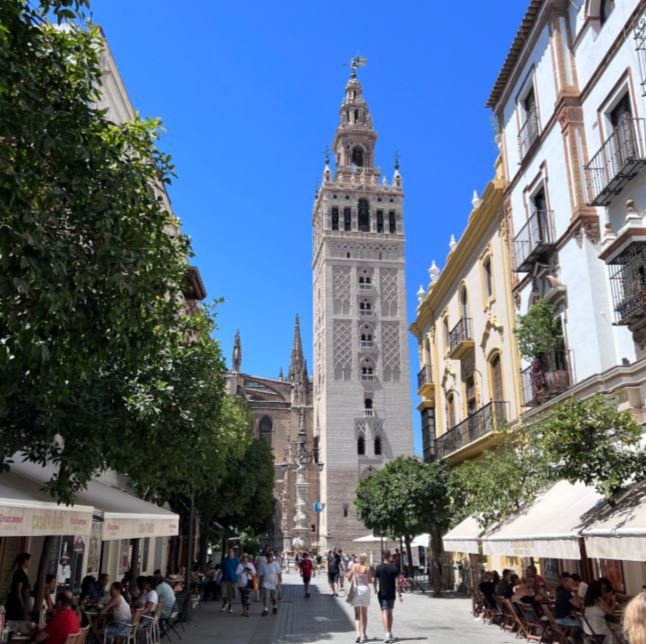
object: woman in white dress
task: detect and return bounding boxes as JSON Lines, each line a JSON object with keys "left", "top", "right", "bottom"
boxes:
{"left": 346, "top": 552, "right": 373, "bottom": 644}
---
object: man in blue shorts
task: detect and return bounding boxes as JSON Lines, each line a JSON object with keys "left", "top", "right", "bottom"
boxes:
{"left": 373, "top": 550, "right": 402, "bottom": 643}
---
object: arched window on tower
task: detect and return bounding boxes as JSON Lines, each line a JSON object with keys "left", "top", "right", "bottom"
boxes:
{"left": 388, "top": 211, "right": 396, "bottom": 233}
{"left": 352, "top": 146, "right": 364, "bottom": 167}
{"left": 374, "top": 435, "right": 382, "bottom": 456}
{"left": 331, "top": 207, "right": 339, "bottom": 231}
{"left": 364, "top": 398, "right": 373, "bottom": 417}
{"left": 357, "top": 434, "right": 366, "bottom": 455}
{"left": 358, "top": 199, "right": 370, "bottom": 232}
{"left": 259, "top": 415, "right": 273, "bottom": 446}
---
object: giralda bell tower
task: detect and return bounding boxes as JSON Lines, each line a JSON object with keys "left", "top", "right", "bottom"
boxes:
{"left": 312, "top": 60, "right": 413, "bottom": 552}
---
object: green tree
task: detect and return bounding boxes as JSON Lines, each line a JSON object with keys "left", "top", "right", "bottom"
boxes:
{"left": 449, "top": 428, "right": 552, "bottom": 529}
{"left": 514, "top": 301, "right": 563, "bottom": 360}
{"left": 355, "top": 456, "right": 451, "bottom": 595}
{"left": 0, "top": 0, "right": 197, "bottom": 500}
{"left": 531, "top": 393, "right": 644, "bottom": 500}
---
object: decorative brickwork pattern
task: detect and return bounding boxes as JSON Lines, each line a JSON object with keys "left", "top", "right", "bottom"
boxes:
{"left": 380, "top": 268, "right": 398, "bottom": 316}
{"left": 382, "top": 321, "right": 401, "bottom": 382}
{"left": 333, "top": 319, "right": 352, "bottom": 380}
{"left": 333, "top": 266, "right": 351, "bottom": 315}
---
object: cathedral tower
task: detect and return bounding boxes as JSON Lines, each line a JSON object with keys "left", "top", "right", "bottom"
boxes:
{"left": 313, "top": 62, "right": 413, "bottom": 551}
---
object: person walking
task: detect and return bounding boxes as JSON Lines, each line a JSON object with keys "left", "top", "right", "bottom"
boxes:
{"left": 258, "top": 551, "right": 282, "bottom": 616}
{"left": 338, "top": 549, "right": 350, "bottom": 591}
{"left": 299, "top": 552, "right": 314, "bottom": 598}
{"left": 236, "top": 554, "right": 256, "bottom": 617}
{"left": 374, "top": 550, "right": 402, "bottom": 643}
{"left": 5, "top": 553, "right": 32, "bottom": 621}
{"left": 347, "top": 553, "right": 373, "bottom": 643}
{"left": 220, "top": 548, "right": 240, "bottom": 613}
{"left": 327, "top": 549, "right": 341, "bottom": 597}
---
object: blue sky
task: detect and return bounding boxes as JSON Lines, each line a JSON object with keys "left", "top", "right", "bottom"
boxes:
{"left": 91, "top": 1, "right": 527, "bottom": 453}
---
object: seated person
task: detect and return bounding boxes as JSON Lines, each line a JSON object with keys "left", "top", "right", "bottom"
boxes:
{"left": 554, "top": 574, "right": 582, "bottom": 629}
{"left": 43, "top": 574, "right": 57, "bottom": 615}
{"left": 571, "top": 573, "right": 588, "bottom": 601}
{"left": 80, "top": 575, "right": 96, "bottom": 602}
{"left": 133, "top": 575, "right": 147, "bottom": 609}
{"left": 583, "top": 580, "right": 621, "bottom": 644}
{"left": 495, "top": 569, "right": 514, "bottom": 599}
{"left": 155, "top": 576, "right": 176, "bottom": 620}
{"left": 142, "top": 576, "right": 159, "bottom": 616}
{"left": 524, "top": 564, "right": 545, "bottom": 591}
{"left": 99, "top": 581, "right": 132, "bottom": 641}
{"left": 513, "top": 576, "right": 543, "bottom": 615}
{"left": 32, "top": 592, "right": 80, "bottom": 644}
{"left": 598, "top": 577, "right": 617, "bottom": 612}
{"left": 479, "top": 571, "right": 497, "bottom": 609}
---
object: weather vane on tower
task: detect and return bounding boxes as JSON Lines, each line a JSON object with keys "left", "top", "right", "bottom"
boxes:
{"left": 349, "top": 55, "right": 368, "bottom": 78}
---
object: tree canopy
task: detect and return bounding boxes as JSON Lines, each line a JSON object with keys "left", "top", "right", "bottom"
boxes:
{"left": 0, "top": 0, "right": 240, "bottom": 505}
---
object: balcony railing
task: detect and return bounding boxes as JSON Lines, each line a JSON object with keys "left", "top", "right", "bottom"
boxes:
{"left": 364, "top": 409, "right": 374, "bottom": 417}
{"left": 449, "top": 317, "right": 474, "bottom": 359}
{"left": 435, "top": 401, "right": 509, "bottom": 460}
{"left": 513, "top": 210, "right": 556, "bottom": 272}
{"left": 417, "top": 365, "right": 433, "bottom": 391}
{"left": 360, "top": 373, "right": 375, "bottom": 382}
{"left": 518, "top": 109, "right": 540, "bottom": 159}
{"left": 360, "top": 340, "right": 376, "bottom": 350}
{"left": 359, "top": 309, "right": 374, "bottom": 317}
{"left": 359, "top": 283, "right": 374, "bottom": 291}
{"left": 585, "top": 116, "right": 646, "bottom": 206}
{"left": 521, "top": 349, "right": 571, "bottom": 407}
{"left": 608, "top": 241, "right": 646, "bottom": 326}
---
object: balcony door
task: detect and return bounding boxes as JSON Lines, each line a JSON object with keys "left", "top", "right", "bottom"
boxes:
{"left": 609, "top": 93, "right": 634, "bottom": 171}
{"left": 490, "top": 352, "right": 504, "bottom": 402}
{"left": 466, "top": 374, "right": 478, "bottom": 441}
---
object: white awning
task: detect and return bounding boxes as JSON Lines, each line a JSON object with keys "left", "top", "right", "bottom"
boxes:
{"left": 12, "top": 459, "right": 178, "bottom": 541}
{"left": 582, "top": 483, "right": 646, "bottom": 562}
{"left": 410, "top": 533, "right": 429, "bottom": 548}
{"left": 353, "top": 533, "right": 383, "bottom": 543}
{"left": 482, "top": 481, "right": 604, "bottom": 560}
{"left": 0, "top": 468, "right": 93, "bottom": 537}
{"left": 443, "top": 516, "right": 483, "bottom": 555}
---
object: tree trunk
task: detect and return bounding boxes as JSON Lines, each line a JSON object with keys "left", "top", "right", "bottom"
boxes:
{"left": 32, "top": 535, "right": 55, "bottom": 623}
{"left": 198, "top": 515, "right": 209, "bottom": 569}
{"left": 403, "top": 535, "right": 413, "bottom": 579}
{"left": 129, "top": 538, "right": 140, "bottom": 595}
{"left": 428, "top": 526, "right": 443, "bottom": 597}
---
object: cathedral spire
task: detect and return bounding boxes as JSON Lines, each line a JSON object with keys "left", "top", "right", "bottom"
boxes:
{"left": 288, "top": 314, "right": 305, "bottom": 382}
{"left": 232, "top": 330, "right": 242, "bottom": 373}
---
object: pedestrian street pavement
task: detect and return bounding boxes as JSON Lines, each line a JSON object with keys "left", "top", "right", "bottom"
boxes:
{"left": 183, "top": 571, "right": 521, "bottom": 644}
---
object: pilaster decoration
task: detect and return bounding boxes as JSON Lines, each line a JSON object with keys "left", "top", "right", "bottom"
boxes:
{"left": 572, "top": 214, "right": 601, "bottom": 247}
{"left": 504, "top": 196, "right": 521, "bottom": 308}
{"left": 441, "top": 363, "right": 456, "bottom": 391}
{"left": 480, "top": 314, "right": 505, "bottom": 351}
{"left": 549, "top": 1, "right": 579, "bottom": 99}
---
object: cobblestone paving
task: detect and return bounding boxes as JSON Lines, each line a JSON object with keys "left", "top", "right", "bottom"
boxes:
{"left": 183, "top": 571, "right": 520, "bottom": 643}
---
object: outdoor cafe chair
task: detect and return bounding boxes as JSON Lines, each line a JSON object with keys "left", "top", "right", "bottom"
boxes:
{"left": 160, "top": 594, "right": 189, "bottom": 642}
{"left": 64, "top": 633, "right": 81, "bottom": 644}
{"left": 540, "top": 603, "right": 570, "bottom": 644}
{"left": 103, "top": 607, "right": 144, "bottom": 644}
{"left": 495, "top": 596, "right": 517, "bottom": 634}
{"left": 140, "top": 600, "right": 165, "bottom": 644}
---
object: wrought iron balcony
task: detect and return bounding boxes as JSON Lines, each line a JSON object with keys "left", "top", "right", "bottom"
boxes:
{"left": 518, "top": 109, "right": 540, "bottom": 159}
{"left": 585, "top": 116, "right": 646, "bottom": 206}
{"left": 608, "top": 241, "right": 646, "bottom": 326}
{"left": 521, "top": 349, "right": 571, "bottom": 407}
{"left": 435, "top": 401, "right": 508, "bottom": 460}
{"left": 448, "top": 317, "right": 474, "bottom": 360}
{"left": 513, "top": 210, "right": 556, "bottom": 272}
{"left": 359, "top": 309, "right": 374, "bottom": 317}
{"left": 416, "top": 365, "right": 434, "bottom": 395}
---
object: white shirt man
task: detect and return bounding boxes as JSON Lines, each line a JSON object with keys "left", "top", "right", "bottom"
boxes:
{"left": 258, "top": 554, "right": 282, "bottom": 616}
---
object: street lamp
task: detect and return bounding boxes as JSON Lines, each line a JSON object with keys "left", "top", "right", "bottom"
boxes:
{"left": 279, "top": 412, "right": 324, "bottom": 553}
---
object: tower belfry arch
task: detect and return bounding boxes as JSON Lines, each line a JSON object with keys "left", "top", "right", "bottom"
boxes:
{"left": 312, "top": 64, "right": 413, "bottom": 551}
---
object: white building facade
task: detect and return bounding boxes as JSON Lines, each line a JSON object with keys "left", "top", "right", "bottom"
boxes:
{"left": 487, "top": 0, "right": 646, "bottom": 594}
{"left": 489, "top": 0, "right": 646, "bottom": 407}
{"left": 313, "top": 69, "right": 413, "bottom": 552}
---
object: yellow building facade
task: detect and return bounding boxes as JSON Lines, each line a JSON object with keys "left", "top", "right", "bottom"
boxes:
{"left": 410, "top": 159, "right": 523, "bottom": 466}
